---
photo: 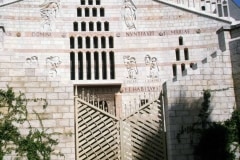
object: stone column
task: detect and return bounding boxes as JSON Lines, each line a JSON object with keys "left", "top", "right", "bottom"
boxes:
{"left": 115, "top": 92, "right": 122, "bottom": 118}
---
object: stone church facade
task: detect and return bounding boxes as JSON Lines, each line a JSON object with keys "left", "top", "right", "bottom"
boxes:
{"left": 0, "top": 0, "right": 240, "bottom": 159}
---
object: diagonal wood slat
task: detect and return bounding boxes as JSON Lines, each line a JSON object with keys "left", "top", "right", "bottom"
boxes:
{"left": 75, "top": 90, "right": 167, "bottom": 160}
{"left": 121, "top": 99, "right": 167, "bottom": 160}
{"left": 75, "top": 98, "right": 120, "bottom": 160}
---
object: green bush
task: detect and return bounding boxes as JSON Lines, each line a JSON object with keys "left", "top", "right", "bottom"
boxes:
{"left": 0, "top": 86, "right": 63, "bottom": 159}
{"left": 177, "top": 90, "right": 240, "bottom": 160}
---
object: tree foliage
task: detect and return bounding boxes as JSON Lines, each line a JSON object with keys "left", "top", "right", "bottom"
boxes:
{"left": 177, "top": 90, "right": 240, "bottom": 160}
{"left": 0, "top": 86, "right": 62, "bottom": 159}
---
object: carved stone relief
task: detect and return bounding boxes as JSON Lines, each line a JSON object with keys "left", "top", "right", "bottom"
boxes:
{"left": 123, "top": 55, "right": 161, "bottom": 81}
{"left": 25, "top": 56, "right": 62, "bottom": 78}
{"left": 145, "top": 55, "right": 159, "bottom": 79}
{"left": 123, "top": 56, "right": 138, "bottom": 79}
{"left": 40, "top": 0, "right": 60, "bottom": 31}
{"left": 122, "top": 0, "right": 137, "bottom": 30}
{"left": 26, "top": 56, "right": 39, "bottom": 67}
{"left": 46, "top": 56, "right": 61, "bottom": 77}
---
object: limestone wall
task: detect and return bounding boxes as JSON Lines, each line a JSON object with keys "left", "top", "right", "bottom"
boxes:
{"left": 0, "top": 51, "right": 75, "bottom": 159}
{"left": 0, "top": 0, "right": 237, "bottom": 159}
{"left": 163, "top": 48, "right": 235, "bottom": 160}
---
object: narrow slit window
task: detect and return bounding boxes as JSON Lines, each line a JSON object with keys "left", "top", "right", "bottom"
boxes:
{"left": 109, "top": 36, "right": 114, "bottom": 48}
{"left": 78, "top": 52, "right": 83, "bottom": 80}
{"left": 223, "top": 5, "right": 228, "bottom": 17}
{"left": 102, "top": 52, "right": 107, "bottom": 79}
{"left": 93, "top": 36, "right": 98, "bottom": 48}
{"left": 81, "top": 0, "right": 85, "bottom": 5}
{"left": 77, "top": 8, "right": 82, "bottom": 17}
{"left": 89, "top": 22, "right": 94, "bottom": 31}
{"left": 85, "top": 8, "right": 90, "bottom": 17}
{"left": 78, "top": 37, "right": 83, "bottom": 48}
{"left": 70, "top": 52, "right": 75, "bottom": 80}
{"left": 104, "top": 21, "right": 109, "bottom": 31}
{"left": 175, "top": 48, "right": 180, "bottom": 61}
{"left": 184, "top": 48, "right": 189, "bottom": 60}
{"left": 217, "top": 4, "right": 223, "bottom": 17}
{"left": 92, "top": 8, "right": 97, "bottom": 17}
{"left": 89, "top": 0, "right": 93, "bottom": 5}
{"left": 181, "top": 63, "right": 185, "bottom": 74}
{"left": 73, "top": 22, "right": 78, "bottom": 31}
{"left": 86, "top": 52, "right": 91, "bottom": 80}
{"left": 70, "top": 37, "right": 75, "bottom": 49}
{"left": 101, "top": 36, "right": 106, "bottom": 48}
{"left": 96, "top": 0, "right": 100, "bottom": 5}
{"left": 81, "top": 22, "right": 86, "bottom": 31}
{"left": 109, "top": 51, "right": 115, "bottom": 79}
{"left": 100, "top": 8, "right": 104, "bottom": 17}
{"left": 97, "top": 22, "right": 101, "bottom": 31}
{"left": 223, "top": 1, "right": 228, "bottom": 17}
{"left": 94, "top": 52, "right": 99, "bottom": 79}
{"left": 179, "top": 36, "right": 183, "bottom": 45}
{"left": 172, "top": 64, "right": 177, "bottom": 77}
{"left": 86, "top": 36, "right": 91, "bottom": 48}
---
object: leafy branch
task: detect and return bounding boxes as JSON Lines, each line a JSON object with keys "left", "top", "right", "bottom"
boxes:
{"left": 177, "top": 89, "right": 240, "bottom": 160}
{"left": 0, "top": 86, "right": 63, "bottom": 159}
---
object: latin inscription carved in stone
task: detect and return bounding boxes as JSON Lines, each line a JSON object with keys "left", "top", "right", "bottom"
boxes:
{"left": 32, "top": 32, "right": 52, "bottom": 37}
{"left": 126, "top": 31, "right": 154, "bottom": 37}
{"left": 121, "top": 85, "right": 161, "bottom": 93}
{"left": 124, "top": 29, "right": 191, "bottom": 37}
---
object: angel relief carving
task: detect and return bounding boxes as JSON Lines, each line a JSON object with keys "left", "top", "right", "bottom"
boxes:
{"left": 145, "top": 55, "right": 160, "bottom": 79}
{"left": 46, "top": 56, "right": 61, "bottom": 77}
{"left": 40, "top": 0, "right": 60, "bottom": 31}
{"left": 122, "top": 0, "right": 137, "bottom": 30}
{"left": 26, "top": 56, "right": 39, "bottom": 68}
{"left": 123, "top": 56, "right": 138, "bottom": 79}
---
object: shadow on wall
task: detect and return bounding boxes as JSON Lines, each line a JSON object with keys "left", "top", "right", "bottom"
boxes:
{"left": 229, "top": 39, "right": 240, "bottom": 109}
{"left": 163, "top": 88, "right": 206, "bottom": 160}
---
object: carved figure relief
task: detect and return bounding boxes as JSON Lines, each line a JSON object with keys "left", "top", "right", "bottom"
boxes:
{"left": 26, "top": 56, "right": 39, "bottom": 67}
{"left": 145, "top": 55, "right": 159, "bottom": 78}
{"left": 122, "top": 0, "right": 137, "bottom": 30}
{"left": 40, "top": 0, "right": 60, "bottom": 31}
{"left": 123, "top": 56, "right": 138, "bottom": 79}
{"left": 46, "top": 56, "right": 61, "bottom": 77}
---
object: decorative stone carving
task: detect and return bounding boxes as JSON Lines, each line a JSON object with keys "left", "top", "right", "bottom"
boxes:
{"left": 122, "top": 0, "right": 137, "bottom": 30}
{"left": 46, "top": 56, "right": 61, "bottom": 77}
{"left": 123, "top": 55, "right": 138, "bottom": 79}
{"left": 145, "top": 55, "right": 159, "bottom": 79}
{"left": 40, "top": 0, "right": 60, "bottom": 31}
{"left": 26, "top": 56, "right": 39, "bottom": 67}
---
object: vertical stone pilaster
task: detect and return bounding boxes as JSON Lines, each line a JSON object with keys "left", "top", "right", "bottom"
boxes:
{"left": 115, "top": 92, "right": 122, "bottom": 118}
